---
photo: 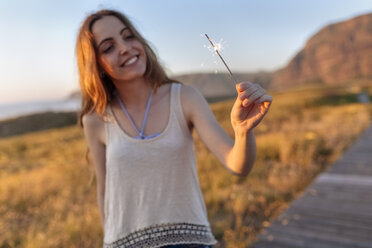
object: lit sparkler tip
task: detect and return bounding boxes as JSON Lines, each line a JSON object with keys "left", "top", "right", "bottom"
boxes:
{"left": 214, "top": 43, "right": 222, "bottom": 51}
{"left": 204, "top": 34, "right": 237, "bottom": 85}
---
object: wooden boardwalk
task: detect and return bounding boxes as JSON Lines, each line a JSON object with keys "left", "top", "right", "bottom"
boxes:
{"left": 252, "top": 125, "right": 372, "bottom": 248}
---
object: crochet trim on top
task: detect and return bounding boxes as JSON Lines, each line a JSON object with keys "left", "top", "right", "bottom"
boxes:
{"left": 103, "top": 222, "right": 216, "bottom": 248}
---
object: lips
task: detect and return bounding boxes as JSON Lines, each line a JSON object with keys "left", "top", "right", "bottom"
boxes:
{"left": 120, "top": 55, "right": 139, "bottom": 67}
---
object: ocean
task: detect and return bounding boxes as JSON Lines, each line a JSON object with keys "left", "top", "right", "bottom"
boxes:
{"left": 0, "top": 98, "right": 81, "bottom": 121}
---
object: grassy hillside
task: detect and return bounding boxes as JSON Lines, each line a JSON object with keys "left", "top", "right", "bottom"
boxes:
{"left": 0, "top": 85, "right": 371, "bottom": 247}
{"left": 0, "top": 112, "right": 77, "bottom": 138}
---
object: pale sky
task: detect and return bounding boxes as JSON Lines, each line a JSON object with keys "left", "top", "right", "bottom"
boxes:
{"left": 1, "top": 0, "right": 371, "bottom": 104}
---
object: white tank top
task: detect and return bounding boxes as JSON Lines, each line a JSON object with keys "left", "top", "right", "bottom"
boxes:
{"left": 103, "top": 83, "right": 217, "bottom": 248}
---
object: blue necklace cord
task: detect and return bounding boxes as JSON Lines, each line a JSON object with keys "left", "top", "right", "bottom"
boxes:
{"left": 114, "top": 89, "right": 162, "bottom": 140}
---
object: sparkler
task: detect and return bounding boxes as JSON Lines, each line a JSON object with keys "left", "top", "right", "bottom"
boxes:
{"left": 205, "top": 34, "right": 237, "bottom": 85}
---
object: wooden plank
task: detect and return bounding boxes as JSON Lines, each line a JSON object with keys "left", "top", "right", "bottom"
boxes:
{"left": 304, "top": 188, "right": 372, "bottom": 203}
{"left": 290, "top": 196, "right": 372, "bottom": 215}
{"left": 252, "top": 239, "right": 301, "bottom": 248}
{"left": 315, "top": 174, "right": 372, "bottom": 186}
{"left": 268, "top": 215, "right": 372, "bottom": 240}
{"left": 285, "top": 205, "right": 372, "bottom": 225}
{"left": 255, "top": 231, "right": 363, "bottom": 248}
{"left": 278, "top": 208, "right": 372, "bottom": 228}
{"left": 291, "top": 194, "right": 372, "bottom": 209}
{"left": 327, "top": 167, "right": 372, "bottom": 176}
{"left": 301, "top": 187, "right": 372, "bottom": 204}
{"left": 252, "top": 239, "right": 314, "bottom": 248}
{"left": 257, "top": 225, "right": 372, "bottom": 248}
{"left": 308, "top": 184, "right": 372, "bottom": 196}
{"left": 327, "top": 165, "right": 372, "bottom": 176}
{"left": 299, "top": 192, "right": 372, "bottom": 206}
{"left": 309, "top": 181, "right": 372, "bottom": 192}
{"left": 255, "top": 232, "right": 325, "bottom": 248}
{"left": 270, "top": 211, "right": 372, "bottom": 232}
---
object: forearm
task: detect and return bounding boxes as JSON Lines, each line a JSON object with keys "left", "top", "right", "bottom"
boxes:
{"left": 226, "top": 129, "right": 256, "bottom": 177}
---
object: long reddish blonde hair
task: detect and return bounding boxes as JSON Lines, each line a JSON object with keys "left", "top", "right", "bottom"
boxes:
{"left": 76, "top": 9, "right": 176, "bottom": 127}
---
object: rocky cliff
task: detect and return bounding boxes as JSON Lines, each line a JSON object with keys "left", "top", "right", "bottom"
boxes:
{"left": 272, "top": 13, "right": 372, "bottom": 90}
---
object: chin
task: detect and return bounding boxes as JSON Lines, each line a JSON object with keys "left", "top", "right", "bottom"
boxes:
{"left": 120, "top": 71, "right": 146, "bottom": 81}
{"left": 114, "top": 66, "right": 147, "bottom": 81}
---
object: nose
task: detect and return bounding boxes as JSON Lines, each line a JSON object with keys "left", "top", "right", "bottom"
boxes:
{"left": 118, "top": 40, "right": 130, "bottom": 55}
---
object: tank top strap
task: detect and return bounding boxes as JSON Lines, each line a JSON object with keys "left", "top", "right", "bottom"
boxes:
{"left": 171, "top": 83, "right": 191, "bottom": 136}
{"left": 104, "top": 83, "right": 190, "bottom": 142}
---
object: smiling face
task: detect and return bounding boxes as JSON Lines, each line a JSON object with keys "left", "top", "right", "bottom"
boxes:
{"left": 92, "top": 15, "right": 147, "bottom": 82}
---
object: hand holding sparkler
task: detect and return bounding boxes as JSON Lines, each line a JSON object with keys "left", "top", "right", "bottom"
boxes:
{"left": 231, "top": 82, "right": 272, "bottom": 132}
{"left": 204, "top": 34, "right": 272, "bottom": 131}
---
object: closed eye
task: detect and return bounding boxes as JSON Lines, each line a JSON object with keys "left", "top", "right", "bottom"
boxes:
{"left": 122, "top": 28, "right": 135, "bottom": 40}
{"left": 123, "top": 35, "right": 135, "bottom": 40}
{"left": 103, "top": 45, "right": 113, "bottom": 53}
{"left": 101, "top": 33, "right": 135, "bottom": 54}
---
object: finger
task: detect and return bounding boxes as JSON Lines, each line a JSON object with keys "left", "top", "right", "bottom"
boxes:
{"left": 239, "top": 87, "right": 260, "bottom": 103}
{"left": 232, "top": 93, "right": 250, "bottom": 120}
{"left": 236, "top": 82, "right": 254, "bottom": 93}
{"left": 240, "top": 88, "right": 266, "bottom": 107}
{"left": 239, "top": 85, "right": 264, "bottom": 100}
{"left": 257, "top": 95, "right": 273, "bottom": 106}
{"left": 263, "top": 101, "right": 271, "bottom": 108}
{"left": 238, "top": 83, "right": 266, "bottom": 99}
{"left": 257, "top": 95, "right": 273, "bottom": 110}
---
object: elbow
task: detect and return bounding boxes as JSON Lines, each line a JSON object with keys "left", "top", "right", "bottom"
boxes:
{"left": 225, "top": 164, "right": 251, "bottom": 178}
{"left": 232, "top": 163, "right": 255, "bottom": 177}
{"left": 224, "top": 159, "right": 254, "bottom": 178}
{"left": 225, "top": 152, "right": 255, "bottom": 178}
{"left": 234, "top": 170, "right": 250, "bottom": 178}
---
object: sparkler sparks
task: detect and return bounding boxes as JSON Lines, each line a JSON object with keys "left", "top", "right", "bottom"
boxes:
{"left": 205, "top": 34, "right": 237, "bottom": 85}
{"left": 212, "top": 40, "right": 223, "bottom": 52}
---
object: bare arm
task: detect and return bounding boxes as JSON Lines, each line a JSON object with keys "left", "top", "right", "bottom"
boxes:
{"left": 82, "top": 113, "right": 106, "bottom": 230}
{"left": 181, "top": 83, "right": 272, "bottom": 177}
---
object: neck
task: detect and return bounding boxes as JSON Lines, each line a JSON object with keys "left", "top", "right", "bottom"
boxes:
{"left": 113, "top": 77, "right": 152, "bottom": 107}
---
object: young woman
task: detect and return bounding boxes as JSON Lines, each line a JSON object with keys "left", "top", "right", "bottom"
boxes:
{"left": 76, "top": 9, "right": 272, "bottom": 248}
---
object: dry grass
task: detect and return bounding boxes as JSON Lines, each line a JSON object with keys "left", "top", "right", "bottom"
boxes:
{"left": 0, "top": 85, "right": 371, "bottom": 247}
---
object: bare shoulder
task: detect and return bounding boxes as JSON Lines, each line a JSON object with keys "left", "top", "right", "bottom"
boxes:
{"left": 179, "top": 84, "right": 211, "bottom": 125}
{"left": 180, "top": 83, "right": 202, "bottom": 97}
{"left": 180, "top": 83, "right": 209, "bottom": 108}
{"left": 82, "top": 111, "right": 104, "bottom": 129}
{"left": 82, "top": 111, "right": 106, "bottom": 145}
{"left": 180, "top": 84, "right": 206, "bottom": 107}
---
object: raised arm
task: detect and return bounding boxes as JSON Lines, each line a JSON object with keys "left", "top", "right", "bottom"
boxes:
{"left": 82, "top": 113, "right": 107, "bottom": 230}
{"left": 181, "top": 82, "right": 272, "bottom": 177}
